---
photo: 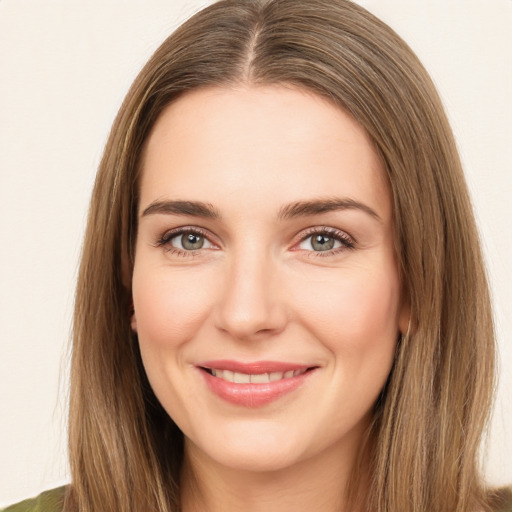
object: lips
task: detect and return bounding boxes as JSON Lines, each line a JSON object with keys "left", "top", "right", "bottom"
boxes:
{"left": 197, "top": 360, "right": 317, "bottom": 407}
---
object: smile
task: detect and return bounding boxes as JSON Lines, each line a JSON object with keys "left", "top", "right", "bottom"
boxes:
{"left": 197, "top": 360, "right": 318, "bottom": 407}
{"left": 206, "top": 368, "right": 308, "bottom": 383}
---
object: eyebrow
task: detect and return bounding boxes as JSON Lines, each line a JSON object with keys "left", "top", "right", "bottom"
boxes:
{"left": 277, "top": 197, "right": 381, "bottom": 222}
{"left": 141, "top": 197, "right": 382, "bottom": 222}
{"left": 142, "top": 200, "right": 221, "bottom": 219}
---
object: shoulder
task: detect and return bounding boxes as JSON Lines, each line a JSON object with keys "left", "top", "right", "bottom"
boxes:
{"left": 488, "top": 486, "right": 512, "bottom": 512}
{"left": 1, "top": 487, "right": 67, "bottom": 512}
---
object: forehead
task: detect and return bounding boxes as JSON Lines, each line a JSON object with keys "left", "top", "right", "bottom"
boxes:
{"left": 138, "top": 85, "right": 391, "bottom": 221}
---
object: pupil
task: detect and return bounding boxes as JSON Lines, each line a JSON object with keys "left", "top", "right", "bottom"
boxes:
{"left": 182, "top": 233, "right": 204, "bottom": 250}
{"left": 312, "top": 234, "right": 334, "bottom": 251}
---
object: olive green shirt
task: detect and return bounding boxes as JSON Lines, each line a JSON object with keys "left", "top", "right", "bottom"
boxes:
{"left": 1, "top": 487, "right": 66, "bottom": 512}
{"left": 3, "top": 485, "right": 512, "bottom": 511}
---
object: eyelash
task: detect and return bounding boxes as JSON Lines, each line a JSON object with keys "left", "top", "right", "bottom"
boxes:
{"left": 155, "top": 226, "right": 356, "bottom": 258}
{"left": 156, "top": 227, "right": 212, "bottom": 258}
{"left": 298, "top": 226, "right": 355, "bottom": 257}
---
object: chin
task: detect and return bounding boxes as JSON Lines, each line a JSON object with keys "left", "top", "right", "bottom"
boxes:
{"left": 187, "top": 425, "right": 311, "bottom": 474}
{"left": 209, "top": 447, "right": 302, "bottom": 474}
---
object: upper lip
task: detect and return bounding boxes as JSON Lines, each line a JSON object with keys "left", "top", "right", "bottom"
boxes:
{"left": 198, "top": 360, "right": 316, "bottom": 374}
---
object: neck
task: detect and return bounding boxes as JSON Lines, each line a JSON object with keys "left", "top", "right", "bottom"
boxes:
{"left": 180, "top": 430, "right": 370, "bottom": 512}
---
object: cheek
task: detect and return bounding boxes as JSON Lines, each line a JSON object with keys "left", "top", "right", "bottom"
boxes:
{"left": 293, "top": 265, "right": 401, "bottom": 354}
{"left": 132, "top": 268, "right": 215, "bottom": 350}
{"left": 131, "top": 268, "right": 216, "bottom": 426}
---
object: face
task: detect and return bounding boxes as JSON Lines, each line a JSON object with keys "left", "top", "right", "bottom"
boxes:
{"left": 131, "top": 85, "right": 409, "bottom": 474}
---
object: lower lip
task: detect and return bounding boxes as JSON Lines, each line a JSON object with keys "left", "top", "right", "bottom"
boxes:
{"left": 199, "top": 369, "right": 315, "bottom": 407}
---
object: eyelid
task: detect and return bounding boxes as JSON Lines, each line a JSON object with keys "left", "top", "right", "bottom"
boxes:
{"left": 156, "top": 226, "right": 219, "bottom": 254}
{"left": 292, "top": 226, "right": 356, "bottom": 256}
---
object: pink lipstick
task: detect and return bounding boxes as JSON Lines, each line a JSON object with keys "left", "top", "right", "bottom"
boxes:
{"left": 197, "top": 360, "right": 317, "bottom": 407}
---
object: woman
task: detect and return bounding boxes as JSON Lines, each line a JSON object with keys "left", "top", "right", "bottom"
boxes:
{"left": 4, "top": 0, "right": 511, "bottom": 511}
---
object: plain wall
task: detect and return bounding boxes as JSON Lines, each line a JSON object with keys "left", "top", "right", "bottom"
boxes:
{"left": 1, "top": 0, "right": 511, "bottom": 505}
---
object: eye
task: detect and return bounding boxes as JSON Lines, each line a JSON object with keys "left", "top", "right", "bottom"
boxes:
{"left": 172, "top": 232, "right": 212, "bottom": 251}
{"left": 297, "top": 227, "right": 355, "bottom": 256}
{"left": 300, "top": 233, "right": 339, "bottom": 252}
{"left": 157, "top": 227, "right": 215, "bottom": 256}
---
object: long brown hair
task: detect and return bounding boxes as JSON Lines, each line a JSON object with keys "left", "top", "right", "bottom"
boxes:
{"left": 67, "top": 1, "right": 496, "bottom": 510}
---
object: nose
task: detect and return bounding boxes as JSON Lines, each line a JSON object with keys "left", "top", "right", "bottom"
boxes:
{"left": 213, "top": 249, "right": 288, "bottom": 341}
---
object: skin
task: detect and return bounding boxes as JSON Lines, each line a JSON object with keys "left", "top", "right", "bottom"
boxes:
{"left": 131, "top": 85, "right": 409, "bottom": 512}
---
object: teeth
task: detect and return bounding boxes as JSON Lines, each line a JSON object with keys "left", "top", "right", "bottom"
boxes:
{"left": 209, "top": 368, "right": 308, "bottom": 383}
{"left": 250, "top": 373, "right": 269, "bottom": 383}
{"left": 234, "top": 372, "right": 251, "bottom": 383}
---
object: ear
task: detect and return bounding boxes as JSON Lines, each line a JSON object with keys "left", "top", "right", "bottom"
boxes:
{"left": 130, "top": 303, "right": 138, "bottom": 333}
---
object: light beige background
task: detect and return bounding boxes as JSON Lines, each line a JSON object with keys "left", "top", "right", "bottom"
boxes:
{"left": 1, "top": 0, "right": 511, "bottom": 505}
